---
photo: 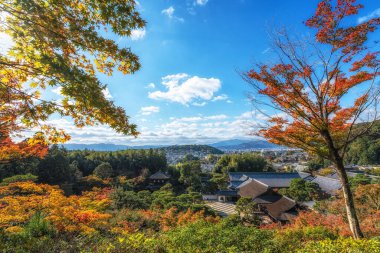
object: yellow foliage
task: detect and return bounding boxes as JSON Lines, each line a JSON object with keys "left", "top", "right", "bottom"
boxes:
{"left": 0, "top": 181, "right": 112, "bottom": 234}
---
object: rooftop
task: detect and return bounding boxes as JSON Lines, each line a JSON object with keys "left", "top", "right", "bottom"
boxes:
{"left": 253, "top": 193, "right": 283, "bottom": 204}
{"left": 263, "top": 196, "right": 297, "bottom": 220}
{"left": 306, "top": 175, "right": 341, "bottom": 195}
{"left": 229, "top": 172, "right": 310, "bottom": 189}
{"left": 149, "top": 171, "right": 170, "bottom": 180}
{"left": 236, "top": 178, "right": 269, "bottom": 199}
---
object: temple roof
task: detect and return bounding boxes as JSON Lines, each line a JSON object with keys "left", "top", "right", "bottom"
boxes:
{"left": 149, "top": 171, "right": 170, "bottom": 180}
{"left": 262, "top": 196, "right": 296, "bottom": 220}
{"left": 236, "top": 178, "right": 269, "bottom": 199}
{"left": 229, "top": 172, "right": 310, "bottom": 189}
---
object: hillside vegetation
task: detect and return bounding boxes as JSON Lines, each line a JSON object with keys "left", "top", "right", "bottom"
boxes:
{"left": 159, "top": 145, "right": 224, "bottom": 155}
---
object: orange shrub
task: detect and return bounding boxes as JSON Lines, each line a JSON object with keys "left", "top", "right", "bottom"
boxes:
{"left": 0, "top": 181, "right": 112, "bottom": 234}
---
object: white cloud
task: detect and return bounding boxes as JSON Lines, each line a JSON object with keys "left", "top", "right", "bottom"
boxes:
{"left": 141, "top": 106, "right": 160, "bottom": 115}
{"left": 149, "top": 113, "right": 259, "bottom": 144}
{"left": 170, "top": 114, "right": 228, "bottom": 123}
{"left": 236, "top": 111, "right": 253, "bottom": 120}
{"left": 21, "top": 110, "right": 268, "bottom": 146}
{"left": 130, "top": 28, "right": 146, "bottom": 40}
{"left": 102, "top": 87, "right": 113, "bottom": 99}
{"left": 212, "top": 94, "right": 229, "bottom": 102}
{"left": 205, "top": 114, "right": 228, "bottom": 120}
{"left": 148, "top": 73, "right": 221, "bottom": 106}
{"left": 192, "top": 101, "right": 207, "bottom": 107}
{"left": 194, "top": 0, "right": 208, "bottom": 6}
{"left": 162, "top": 73, "right": 189, "bottom": 89}
{"left": 235, "top": 111, "right": 269, "bottom": 121}
{"left": 161, "top": 6, "right": 184, "bottom": 22}
{"left": 358, "top": 8, "right": 380, "bottom": 23}
{"left": 146, "top": 83, "right": 155, "bottom": 89}
{"left": 162, "top": 6, "right": 175, "bottom": 18}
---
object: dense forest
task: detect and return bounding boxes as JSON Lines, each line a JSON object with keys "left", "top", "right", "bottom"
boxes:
{"left": 0, "top": 146, "right": 167, "bottom": 191}
{"left": 345, "top": 121, "right": 380, "bottom": 165}
{"left": 159, "top": 145, "right": 224, "bottom": 155}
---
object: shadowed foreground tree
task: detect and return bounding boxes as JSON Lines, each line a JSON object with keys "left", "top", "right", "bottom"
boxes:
{"left": 0, "top": 0, "right": 145, "bottom": 162}
{"left": 244, "top": 0, "right": 379, "bottom": 238}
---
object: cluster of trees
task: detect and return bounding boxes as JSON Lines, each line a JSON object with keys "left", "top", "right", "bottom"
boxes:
{"left": 345, "top": 121, "right": 380, "bottom": 165}
{"left": 0, "top": 145, "right": 167, "bottom": 189}
{"left": 213, "top": 153, "right": 268, "bottom": 174}
{"left": 2, "top": 146, "right": 275, "bottom": 196}
{"left": 69, "top": 148, "right": 167, "bottom": 178}
{"left": 159, "top": 145, "right": 224, "bottom": 155}
{"left": 110, "top": 183, "right": 214, "bottom": 215}
{"left": 279, "top": 178, "right": 324, "bottom": 202}
{"left": 210, "top": 153, "right": 269, "bottom": 190}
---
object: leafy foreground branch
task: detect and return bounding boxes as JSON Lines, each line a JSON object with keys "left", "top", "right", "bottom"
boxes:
{"left": 0, "top": 0, "right": 144, "bottom": 162}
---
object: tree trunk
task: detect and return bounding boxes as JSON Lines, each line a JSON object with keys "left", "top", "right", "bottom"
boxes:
{"left": 334, "top": 157, "right": 364, "bottom": 239}
{"left": 321, "top": 130, "right": 364, "bottom": 239}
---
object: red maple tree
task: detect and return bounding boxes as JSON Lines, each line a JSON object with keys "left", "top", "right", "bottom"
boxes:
{"left": 245, "top": 0, "right": 379, "bottom": 238}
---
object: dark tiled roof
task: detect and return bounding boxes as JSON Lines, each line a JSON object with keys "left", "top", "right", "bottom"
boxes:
{"left": 262, "top": 196, "right": 296, "bottom": 220}
{"left": 237, "top": 178, "right": 269, "bottom": 199}
{"left": 149, "top": 171, "right": 170, "bottom": 180}
{"left": 229, "top": 172, "right": 310, "bottom": 188}
{"left": 253, "top": 193, "right": 282, "bottom": 204}
{"left": 278, "top": 211, "right": 297, "bottom": 221}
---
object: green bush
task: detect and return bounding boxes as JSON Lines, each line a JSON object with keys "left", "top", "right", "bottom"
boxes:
{"left": 158, "top": 220, "right": 275, "bottom": 253}
{"left": 0, "top": 173, "right": 38, "bottom": 185}
{"left": 279, "top": 178, "right": 324, "bottom": 201}
{"left": 23, "top": 212, "right": 56, "bottom": 238}
{"left": 93, "top": 162, "right": 113, "bottom": 179}
{"left": 110, "top": 187, "right": 152, "bottom": 210}
{"left": 272, "top": 226, "right": 338, "bottom": 252}
{"left": 298, "top": 237, "right": 380, "bottom": 253}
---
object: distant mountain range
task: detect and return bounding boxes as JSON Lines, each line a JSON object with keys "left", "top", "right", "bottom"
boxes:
{"left": 62, "top": 139, "right": 284, "bottom": 152}
{"left": 210, "top": 139, "right": 250, "bottom": 148}
{"left": 210, "top": 139, "right": 283, "bottom": 151}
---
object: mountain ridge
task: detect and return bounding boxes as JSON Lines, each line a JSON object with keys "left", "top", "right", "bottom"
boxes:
{"left": 62, "top": 139, "right": 285, "bottom": 151}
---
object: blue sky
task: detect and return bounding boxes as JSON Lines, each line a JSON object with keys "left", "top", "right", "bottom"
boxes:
{"left": 10, "top": 0, "right": 379, "bottom": 146}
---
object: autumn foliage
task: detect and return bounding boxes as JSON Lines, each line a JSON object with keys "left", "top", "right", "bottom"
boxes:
{"left": 245, "top": 0, "right": 379, "bottom": 238}
{"left": 0, "top": 180, "right": 214, "bottom": 236}
{"left": 246, "top": 0, "right": 379, "bottom": 158}
{"left": 0, "top": 0, "right": 145, "bottom": 162}
{"left": 0, "top": 181, "right": 112, "bottom": 234}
